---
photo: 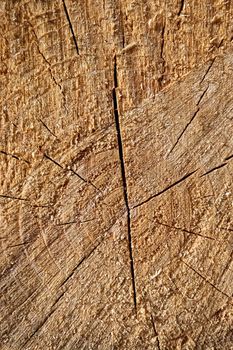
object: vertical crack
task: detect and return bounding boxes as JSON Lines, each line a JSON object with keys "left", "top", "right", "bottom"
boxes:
{"left": 158, "top": 22, "right": 166, "bottom": 88}
{"left": 120, "top": 6, "right": 125, "bottom": 48}
{"left": 151, "top": 315, "right": 161, "bottom": 350}
{"left": 62, "top": 0, "right": 80, "bottom": 56}
{"left": 112, "top": 55, "right": 137, "bottom": 311}
{"left": 177, "top": 0, "right": 185, "bottom": 16}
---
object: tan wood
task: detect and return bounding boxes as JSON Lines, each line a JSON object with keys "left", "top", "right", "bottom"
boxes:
{"left": 0, "top": 1, "right": 232, "bottom": 349}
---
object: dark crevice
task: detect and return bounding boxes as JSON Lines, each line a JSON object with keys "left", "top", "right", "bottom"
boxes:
{"left": 70, "top": 168, "right": 90, "bottom": 184}
{"left": 39, "top": 119, "right": 58, "bottom": 139}
{"left": 158, "top": 23, "right": 166, "bottom": 88}
{"left": 60, "top": 241, "right": 102, "bottom": 288}
{"left": 51, "top": 290, "right": 67, "bottom": 309}
{"left": 219, "top": 226, "right": 233, "bottom": 232}
{"left": 217, "top": 38, "right": 224, "bottom": 48}
{"left": 133, "top": 170, "right": 197, "bottom": 209}
{"left": 69, "top": 168, "right": 100, "bottom": 193}
{"left": 44, "top": 153, "right": 101, "bottom": 193}
{"left": 168, "top": 108, "right": 199, "bottom": 155}
{"left": 168, "top": 85, "right": 209, "bottom": 155}
{"left": 22, "top": 308, "right": 57, "bottom": 348}
{"left": 62, "top": 0, "right": 79, "bottom": 55}
{"left": 122, "top": 28, "right": 125, "bottom": 48}
{"left": 219, "top": 250, "right": 233, "bottom": 283}
{"left": 80, "top": 218, "right": 96, "bottom": 223}
{"left": 112, "top": 55, "right": 137, "bottom": 312}
{"left": 151, "top": 315, "right": 161, "bottom": 350}
{"left": 0, "top": 150, "right": 30, "bottom": 164}
{"left": 201, "top": 163, "right": 227, "bottom": 177}
{"left": 28, "top": 20, "right": 66, "bottom": 107}
{"left": 8, "top": 241, "right": 31, "bottom": 248}
{"left": 177, "top": 0, "right": 185, "bottom": 16}
{"left": 44, "top": 153, "right": 63, "bottom": 169}
{"left": 0, "top": 194, "right": 28, "bottom": 201}
{"left": 155, "top": 220, "right": 215, "bottom": 240}
{"left": 201, "top": 151, "right": 233, "bottom": 177}
{"left": 181, "top": 259, "right": 230, "bottom": 298}
{"left": 21, "top": 288, "right": 67, "bottom": 348}
{"left": 196, "top": 85, "right": 209, "bottom": 106}
{"left": 224, "top": 153, "right": 233, "bottom": 161}
{"left": 120, "top": 9, "right": 125, "bottom": 48}
{"left": 200, "top": 58, "right": 216, "bottom": 84}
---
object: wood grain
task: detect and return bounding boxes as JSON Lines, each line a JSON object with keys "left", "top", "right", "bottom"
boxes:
{"left": 0, "top": 1, "right": 232, "bottom": 349}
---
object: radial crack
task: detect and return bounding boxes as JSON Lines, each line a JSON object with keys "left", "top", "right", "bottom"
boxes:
{"left": 224, "top": 153, "right": 233, "bottom": 161}
{"left": 0, "top": 150, "right": 30, "bottom": 164}
{"left": 120, "top": 6, "right": 125, "bottom": 48}
{"left": 155, "top": 220, "right": 215, "bottom": 240}
{"left": 200, "top": 58, "right": 216, "bottom": 84}
{"left": 28, "top": 20, "right": 67, "bottom": 108}
{"left": 177, "top": 0, "right": 185, "bottom": 16}
{"left": 62, "top": 0, "right": 79, "bottom": 55}
{"left": 20, "top": 240, "right": 105, "bottom": 348}
{"left": 8, "top": 241, "right": 31, "bottom": 248}
{"left": 112, "top": 55, "right": 137, "bottom": 311}
{"left": 151, "top": 315, "right": 161, "bottom": 350}
{"left": 196, "top": 85, "right": 209, "bottom": 106}
{"left": 0, "top": 194, "right": 28, "bottom": 201}
{"left": 133, "top": 170, "right": 197, "bottom": 209}
{"left": 158, "top": 22, "right": 166, "bottom": 88}
{"left": 60, "top": 241, "right": 102, "bottom": 288}
{"left": 39, "top": 119, "right": 58, "bottom": 139}
{"left": 201, "top": 163, "right": 227, "bottom": 177}
{"left": 181, "top": 259, "right": 230, "bottom": 298}
{"left": 168, "top": 108, "right": 200, "bottom": 155}
{"left": 44, "top": 153, "right": 101, "bottom": 193}
{"left": 21, "top": 301, "right": 58, "bottom": 348}
{"left": 168, "top": 85, "right": 209, "bottom": 155}
{"left": 69, "top": 168, "right": 101, "bottom": 193}
{"left": 44, "top": 153, "right": 63, "bottom": 169}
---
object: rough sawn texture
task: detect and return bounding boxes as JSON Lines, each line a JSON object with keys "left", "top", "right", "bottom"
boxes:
{"left": 0, "top": 1, "right": 233, "bottom": 349}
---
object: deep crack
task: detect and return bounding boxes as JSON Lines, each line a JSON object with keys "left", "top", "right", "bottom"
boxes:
{"left": 112, "top": 55, "right": 137, "bottom": 311}
{"left": 177, "top": 0, "right": 185, "bottom": 16}
{"left": 62, "top": 0, "right": 80, "bottom": 55}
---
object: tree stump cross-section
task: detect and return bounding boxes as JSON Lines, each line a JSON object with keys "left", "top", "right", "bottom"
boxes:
{"left": 0, "top": 1, "right": 233, "bottom": 349}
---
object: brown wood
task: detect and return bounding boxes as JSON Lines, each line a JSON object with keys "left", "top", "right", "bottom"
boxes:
{"left": 0, "top": 1, "right": 233, "bottom": 349}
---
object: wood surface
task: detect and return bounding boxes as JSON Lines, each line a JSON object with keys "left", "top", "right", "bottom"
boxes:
{"left": 0, "top": 0, "right": 233, "bottom": 349}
